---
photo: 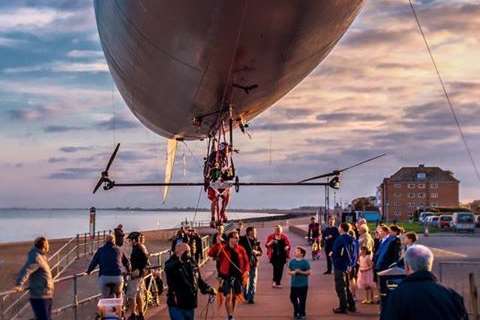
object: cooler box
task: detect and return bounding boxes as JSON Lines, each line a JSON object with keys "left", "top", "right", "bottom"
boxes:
{"left": 97, "top": 298, "right": 123, "bottom": 319}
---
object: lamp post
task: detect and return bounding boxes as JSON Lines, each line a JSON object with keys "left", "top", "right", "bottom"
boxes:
{"left": 89, "top": 207, "right": 96, "bottom": 239}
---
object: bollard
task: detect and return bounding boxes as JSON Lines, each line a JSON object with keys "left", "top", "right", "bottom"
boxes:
{"left": 424, "top": 224, "right": 429, "bottom": 237}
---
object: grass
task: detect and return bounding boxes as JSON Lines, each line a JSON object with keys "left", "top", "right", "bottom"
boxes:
{"left": 367, "top": 221, "right": 438, "bottom": 234}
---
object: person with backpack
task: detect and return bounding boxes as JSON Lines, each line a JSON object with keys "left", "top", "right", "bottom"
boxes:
{"left": 331, "top": 223, "right": 356, "bottom": 314}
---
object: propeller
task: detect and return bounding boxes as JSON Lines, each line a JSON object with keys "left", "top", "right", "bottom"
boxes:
{"left": 93, "top": 143, "right": 120, "bottom": 194}
{"left": 298, "top": 153, "right": 386, "bottom": 183}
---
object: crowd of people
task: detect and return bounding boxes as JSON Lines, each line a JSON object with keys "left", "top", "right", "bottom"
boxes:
{"left": 13, "top": 218, "right": 470, "bottom": 320}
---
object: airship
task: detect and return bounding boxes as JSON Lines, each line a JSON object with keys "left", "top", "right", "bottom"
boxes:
{"left": 94, "top": 0, "right": 365, "bottom": 141}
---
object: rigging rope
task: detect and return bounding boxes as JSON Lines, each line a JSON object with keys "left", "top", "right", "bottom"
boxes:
{"left": 408, "top": 0, "right": 480, "bottom": 183}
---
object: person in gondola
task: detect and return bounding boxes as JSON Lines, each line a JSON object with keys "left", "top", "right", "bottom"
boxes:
{"left": 207, "top": 142, "right": 233, "bottom": 227}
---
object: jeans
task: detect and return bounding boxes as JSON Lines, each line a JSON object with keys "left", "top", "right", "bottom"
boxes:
{"left": 168, "top": 306, "right": 194, "bottom": 320}
{"left": 272, "top": 260, "right": 285, "bottom": 285}
{"left": 290, "top": 286, "right": 308, "bottom": 317}
{"left": 30, "top": 298, "right": 52, "bottom": 320}
{"left": 98, "top": 275, "right": 124, "bottom": 298}
{"left": 334, "top": 270, "right": 355, "bottom": 310}
{"left": 245, "top": 266, "right": 258, "bottom": 302}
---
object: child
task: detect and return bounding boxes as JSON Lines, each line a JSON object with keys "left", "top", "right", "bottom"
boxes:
{"left": 288, "top": 246, "right": 311, "bottom": 320}
{"left": 357, "top": 246, "right": 375, "bottom": 304}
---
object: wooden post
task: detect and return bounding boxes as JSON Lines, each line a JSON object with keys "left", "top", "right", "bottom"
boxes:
{"left": 470, "top": 273, "right": 479, "bottom": 320}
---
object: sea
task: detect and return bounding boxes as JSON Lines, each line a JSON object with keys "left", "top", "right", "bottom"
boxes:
{"left": 0, "top": 209, "right": 278, "bottom": 243}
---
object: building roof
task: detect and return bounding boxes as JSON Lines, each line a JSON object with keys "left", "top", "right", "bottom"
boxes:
{"left": 387, "top": 164, "right": 459, "bottom": 183}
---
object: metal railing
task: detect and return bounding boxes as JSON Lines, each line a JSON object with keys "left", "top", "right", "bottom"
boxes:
{"left": 0, "top": 231, "right": 110, "bottom": 320}
{"left": 1, "top": 234, "right": 212, "bottom": 320}
{"left": 439, "top": 261, "right": 480, "bottom": 316}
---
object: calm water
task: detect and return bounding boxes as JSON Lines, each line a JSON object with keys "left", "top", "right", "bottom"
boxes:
{"left": 0, "top": 209, "right": 276, "bottom": 243}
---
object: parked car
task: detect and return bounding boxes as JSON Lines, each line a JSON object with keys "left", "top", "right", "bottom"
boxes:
{"left": 439, "top": 215, "right": 453, "bottom": 229}
{"left": 430, "top": 216, "right": 440, "bottom": 228}
{"left": 476, "top": 215, "right": 480, "bottom": 228}
{"left": 419, "top": 212, "right": 434, "bottom": 224}
{"left": 451, "top": 212, "right": 476, "bottom": 233}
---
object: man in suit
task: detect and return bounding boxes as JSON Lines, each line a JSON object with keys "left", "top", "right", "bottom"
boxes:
{"left": 374, "top": 225, "right": 401, "bottom": 273}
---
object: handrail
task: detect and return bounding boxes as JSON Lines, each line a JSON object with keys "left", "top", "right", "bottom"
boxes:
{"left": 1, "top": 234, "right": 214, "bottom": 320}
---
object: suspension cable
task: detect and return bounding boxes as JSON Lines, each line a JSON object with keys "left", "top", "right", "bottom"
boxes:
{"left": 408, "top": 0, "right": 480, "bottom": 183}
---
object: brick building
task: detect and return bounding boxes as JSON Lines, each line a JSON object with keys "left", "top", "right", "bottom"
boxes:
{"left": 377, "top": 164, "right": 459, "bottom": 221}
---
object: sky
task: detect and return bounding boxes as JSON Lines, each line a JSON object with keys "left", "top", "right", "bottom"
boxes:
{"left": 0, "top": 0, "right": 479, "bottom": 209}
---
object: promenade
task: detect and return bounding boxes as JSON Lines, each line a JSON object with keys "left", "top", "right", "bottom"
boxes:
{"left": 147, "top": 224, "right": 379, "bottom": 320}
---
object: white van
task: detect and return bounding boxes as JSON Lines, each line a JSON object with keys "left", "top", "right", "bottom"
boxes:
{"left": 451, "top": 212, "right": 476, "bottom": 233}
{"left": 419, "top": 212, "right": 434, "bottom": 224}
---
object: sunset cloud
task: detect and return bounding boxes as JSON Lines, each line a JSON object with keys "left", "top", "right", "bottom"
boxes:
{"left": 0, "top": 0, "right": 479, "bottom": 208}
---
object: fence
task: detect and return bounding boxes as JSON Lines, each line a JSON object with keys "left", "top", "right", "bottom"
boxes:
{"left": 0, "top": 231, "right": 110, "bottom": 320}
{"left": 439, "top": 261, "right": 480, "bottom": 318}
{"left": 1, "top": 234, "right": 212, "bottom": 320}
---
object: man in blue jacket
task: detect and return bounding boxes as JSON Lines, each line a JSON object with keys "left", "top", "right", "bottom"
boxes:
{"left": 331, "top": 223, "right": 356, "bottom": 314}
{"left": 86, "top": 234, "right": 130, "bottom": 297}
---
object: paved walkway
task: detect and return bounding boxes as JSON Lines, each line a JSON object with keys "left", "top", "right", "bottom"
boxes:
{"left": 147, "top": 226, "right": 379, "bottom": 320}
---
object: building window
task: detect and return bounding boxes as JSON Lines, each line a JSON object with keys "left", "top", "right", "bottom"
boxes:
{"left": 418, "top": 193, "right": 426, "bottom": 198}
{"left": 408, "top": 183, "right": 416, "bottom": 189}
{"left": 408, "top": 202, "right": 415, "bottom": 208}
{"left": 408, "top": 193, "right": 415, "bottom": 198}
{"left": 417, "top": 172, "right": 426, "bottom": 180}
{"left": 431, "top": 203, "right": 438, "bottom": 207}
{"left": 394, "top": 183, "right": 401, "bottom": 188}
{"left": 430, "top": 183, "right": 438, "bottom": 189}
{"left": 394, "top": 192, "right": 401, "bottom": 198}
{"left": 417, "top": 183, "right": 426, "bottom": 189}
{"left": 431, "top": 193, "right": 438, "bottom": 198}
{"left": 394, "top": 211, "right": 401, "bottom": 216}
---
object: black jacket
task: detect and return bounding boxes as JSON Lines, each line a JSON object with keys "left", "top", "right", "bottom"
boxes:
{"left": 130, "top": 244, "right": 149, "bottom": 277}
{"left": 239, "top": 235, "right": 262, "bottom": 266}
{"left": 322, "top": 226, "right": 339, "bottom": 250}
{"left": 165, "top": 255, "right": 213, "bottom": 310}
{"left": 87, "top": 242, "right": 130, "bottom": 276}
{"left": 381, "top": 271, "right": 468, "bottom": 320}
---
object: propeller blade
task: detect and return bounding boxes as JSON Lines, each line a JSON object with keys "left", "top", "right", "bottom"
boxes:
{"left": 298, "top": 153, "right": 387, "bottom": 183}
{"left": 93, "top": 177, "right": 104, "bottom": 194}
{"left": 337, "top": 153, "right": 386, "bottom": 173}
{"left": 105, "top": 143, "right": 120, "bottom": 172}
{"left": 298, "top": 171, "right": 340, "bottom": 183}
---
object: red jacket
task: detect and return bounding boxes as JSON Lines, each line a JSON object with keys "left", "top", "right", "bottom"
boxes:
{"left": 208, "top": 243, "right": 250, "bottom": 278}
{"left": 265, "top": 233, "right": 291, "bottom": 260}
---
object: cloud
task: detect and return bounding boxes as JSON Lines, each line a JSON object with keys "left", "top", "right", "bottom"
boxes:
{"left": 47, "top": 167, "right": 97, "bottom": 180}
{"left": 0, "top": 5, "right": 96, "bottom": 36}
{"left": 48, "top": 157, "right": 67, "bottom": 163}
{"left": 44, "top": 125, "right": 85, "bottom": 133}
{"left": 316, "top": 112, "right": 387, "bottom": 123}
{"left": 252, "top": 122, "right": 325, "bottom": 132}
{"left": 59, "top": 146, "right": 92, "bottom": 153}
{"left": 7, "top": 105, "right": 56, "bottom": 121}
{"left": 3, "top": 60, "right": 109, "bottom": 74}
{"left": 66, "top": 50, "right": 104, "bottom": 58}
{"left": 94, "top": 116, "right": 141, "bottom": 131}
{"left": 0, "top": 36, "right": 26, "bottom": 48}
